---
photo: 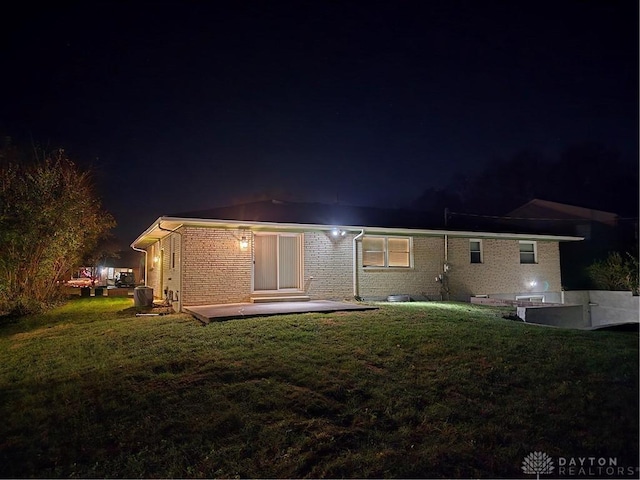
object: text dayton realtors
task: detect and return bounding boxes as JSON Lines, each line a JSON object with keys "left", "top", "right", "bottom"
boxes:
{"left": 557, "top": 456, "right": 637, "bottom": 477}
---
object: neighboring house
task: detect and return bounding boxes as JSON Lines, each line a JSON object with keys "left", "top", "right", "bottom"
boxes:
{"left": 130, "top": 200, "right": 582, "bottom": 312}
{"left": 506, "top": 198, "right": 619, "bottom": 235}
{"left": 95, "top": 250, "right": 145, "bottom": 287}
{"left": 504, "top": 199, "right": 638, "bottom": 289}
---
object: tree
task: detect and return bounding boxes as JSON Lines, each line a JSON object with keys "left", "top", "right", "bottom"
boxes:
{"left": 412, "top": 142, "right": 639, "bottom": 218}
{"left": 81, "top": 233, "right": 123, "bottom": 282}
{"left": 0, "top": 143, "right": 115, "bottom": 314}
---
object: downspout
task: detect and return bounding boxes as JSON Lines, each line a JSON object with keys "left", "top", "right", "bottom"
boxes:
{"left": 444, "top": 234, "right": 448, "bottom": 264}
{"left": 158, "top": 221, "right": 183, "bottom": 311}
{"left": 443, "top": 234, "right": 449, "bottom": 301}
{"left": 131, "top": 245, "right": 148, "bottom": 286}
{"left": 443, "top": 208, "right": 449, "bottom": 300}
{"left": 353, "top": 229, "right": 365, "bottom": 300}
{"left": 131, "top": 219, "right": 164, "bottom": 287}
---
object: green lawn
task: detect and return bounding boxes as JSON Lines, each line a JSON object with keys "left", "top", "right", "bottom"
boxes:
{"left": 0, "top": 298, "right": 637, "bottom": 478}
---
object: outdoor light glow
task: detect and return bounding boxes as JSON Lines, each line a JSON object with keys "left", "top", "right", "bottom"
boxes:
{"left": 332, "top": 228, "right": 340, "bottom": 237}
{"left": 529, "top": 280, "right": 537, "bottom": 288}
{"left": 240, "top": 235, "right": 249, "bottom": 250}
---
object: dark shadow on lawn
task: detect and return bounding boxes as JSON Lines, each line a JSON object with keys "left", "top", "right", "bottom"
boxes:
{"left": 592, "top": 323, "right": 639, "bottom": 332}
{"left": 0, "top": 312, "right": 20, "bottom": 327}
{"left": 118, "top": 303, "right": 176, "bottom": 317}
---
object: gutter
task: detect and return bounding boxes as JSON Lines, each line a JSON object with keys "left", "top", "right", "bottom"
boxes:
{"left": 133, "top": 215, "right": 583, "bottom": 243}
{"left": 353, "top": 229, "right": 365, "bottom": 299}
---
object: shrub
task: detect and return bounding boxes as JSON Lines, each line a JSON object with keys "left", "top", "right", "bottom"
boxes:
{"left": 586, "top": 251, "right": 639, "bottom": 294}
{"left": 0, "top": 146, "right": 115, "bottom": 314}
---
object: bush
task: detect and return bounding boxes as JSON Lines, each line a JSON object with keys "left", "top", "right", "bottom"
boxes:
{"left": 0, "top": 145, "right": 115, "bottom": 314}
{"left": 586, "top": 251, "right": 639, "bottom": 294}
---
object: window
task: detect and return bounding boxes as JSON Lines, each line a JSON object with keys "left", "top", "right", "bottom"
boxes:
{"left": 516, "top": 295, "right": 544, "bottom": 303}
{"left": 362, "top": 236, "right": 411, "bottom": 268}
{"left": 519, "top": 241, "right": 537, "bottom": 264}
{"left": 363, "top": 237, "right": 385, "bottom": 267}
{"left": 170, "top": 236, "right": 176, "bottom": 269}
{"left": 150, "top": 243, "right": 158, "bottom": 269}
{"left": 469, "top": 239, "right": 482, "bottom": 263}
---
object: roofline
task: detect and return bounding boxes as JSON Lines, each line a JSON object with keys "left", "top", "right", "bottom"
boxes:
{"left": 509, "top": 198, "right": 619, "bottom": 219}
{"left": 131, "top": 215, "right": 583, "bottom": 249}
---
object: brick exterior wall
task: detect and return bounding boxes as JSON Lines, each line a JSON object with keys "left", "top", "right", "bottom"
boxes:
{"left": 144, "top": 226, "right": 564, "bottom": 308}
{"left": 303, "top": 231, "right": 353, "bottom": 300}
{"left": 145, "top": 243, "right": 160, "bottom": 299}
{"left": 357, "top": 236, "right": 444, "bottom": 301}
{"left": 181, "top": 227, "right": 253, "bottom": 305}
{"left": 145, "top": 232, "right": 182, "bottom": 305}
{"left": 446, "top": 237, "right": 562, "bottom": 301}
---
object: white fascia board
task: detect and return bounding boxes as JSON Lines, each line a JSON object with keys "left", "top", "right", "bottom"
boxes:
{"left": 418, "top": 229, "right": 583, "bottom": 242}
{"left": 130, "top": 217, "right": 185, "bottom": 249}
{"left": 131, "top": 216, "right": 583, "bottom": 248}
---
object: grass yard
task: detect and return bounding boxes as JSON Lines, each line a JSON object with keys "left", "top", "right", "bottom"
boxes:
{"left": 0, "top": 298, "right": 638, "bottom": 478}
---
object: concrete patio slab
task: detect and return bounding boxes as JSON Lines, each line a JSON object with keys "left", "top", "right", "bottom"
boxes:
{"left": 184, "top": 300, "right": 378, "bottom": 323}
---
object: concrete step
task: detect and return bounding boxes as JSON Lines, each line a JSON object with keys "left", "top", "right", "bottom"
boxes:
{"left": 250, "top": 295, "right": 310, "bottom": 303}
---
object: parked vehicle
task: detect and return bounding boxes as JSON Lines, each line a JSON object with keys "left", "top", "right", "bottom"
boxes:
{"left": 115, "top": 272, "right": 136, "bottom": 288}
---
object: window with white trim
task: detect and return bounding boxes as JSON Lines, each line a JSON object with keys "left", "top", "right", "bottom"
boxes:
{"left": 469, "top": 239, "right": 482, "bottom": 264}
{"left": 150, "top": 243, "right": 157, "bottom": 270}
{"left": 170, "top": 236, "right": 176, "bottom": 269}
{"left": 516, "top": 295, "right": 544, "bottom": 303}
{"left": 519, "top": 241, "right": 537, "bottom": 264}
{"left": 362, "top": 236, "right": 411, "bottom": 268}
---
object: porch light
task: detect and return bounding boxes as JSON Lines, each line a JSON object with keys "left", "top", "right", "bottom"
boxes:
{"left": 240, "top": 235, "right": 249, "bottom": 250}
{"left": 153, "top": 256, "right": 160, "bottom": 264}
{"left": 529, "top": 280, "right": 537, "bottom": 288}
{"left": 332, "top": 228, "right": 347, "bottom": 237}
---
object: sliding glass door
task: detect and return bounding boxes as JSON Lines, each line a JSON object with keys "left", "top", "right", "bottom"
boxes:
{"left": 253, "top": 233, "right": 302, "bottom": 291}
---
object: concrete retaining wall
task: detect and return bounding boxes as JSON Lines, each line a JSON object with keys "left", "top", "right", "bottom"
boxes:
{"left": 564, "top": 290, "right": 639, "bottom": 327}
{"left": 475, "top": 291, "right": 564, "bottom": 304}
{"left": 476, "top": 290, "right": 638, "bottom": 329}
{"left": 516, "top": 304, "right": 587, "bottom": 328}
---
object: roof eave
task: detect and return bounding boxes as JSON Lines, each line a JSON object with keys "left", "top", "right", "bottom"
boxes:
{"left": 131, "top": 216, "right": 583, "bottom": 249}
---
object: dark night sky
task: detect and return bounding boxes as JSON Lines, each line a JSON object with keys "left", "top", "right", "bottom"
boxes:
{"left": 2, "top": 0, "right": 638, "bottom": 244}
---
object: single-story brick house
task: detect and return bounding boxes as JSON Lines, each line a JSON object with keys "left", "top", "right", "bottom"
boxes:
{"left": 131, "top": 200, "right": 582, "bottom": 312}
{"left": 504, "top": 199, "right": 637, "bottom": 289}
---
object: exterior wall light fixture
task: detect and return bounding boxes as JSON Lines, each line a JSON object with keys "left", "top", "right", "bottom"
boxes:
{"left": 240, "top": 235, "right": 249, "bottom": 250}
